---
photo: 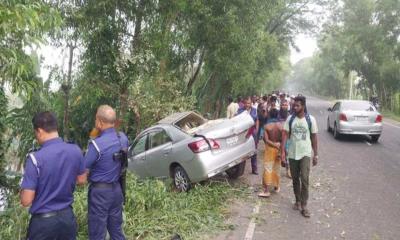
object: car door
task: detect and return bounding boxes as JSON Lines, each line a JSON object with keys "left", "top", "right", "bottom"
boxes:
{"left": 144, "top": 129, "right": 173, "bottom": 178}
{"left": 128, "top": 134, "right": 148, "bottom": 178}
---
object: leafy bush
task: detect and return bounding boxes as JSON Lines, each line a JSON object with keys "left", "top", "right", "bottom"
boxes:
{"left": 1, "top": 173, "right": 245, "bottom": 240}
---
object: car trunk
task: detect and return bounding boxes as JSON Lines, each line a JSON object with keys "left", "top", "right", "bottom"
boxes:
{"left": 343, "top": 110, "right": 377, "bottom": 124}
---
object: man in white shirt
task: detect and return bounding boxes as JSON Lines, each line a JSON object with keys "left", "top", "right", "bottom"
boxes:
{"left": 226, "top": 96, "right": 239, "bottom": 119}
{"left": 281, "top": 96, "right": 319, "bottom": 218}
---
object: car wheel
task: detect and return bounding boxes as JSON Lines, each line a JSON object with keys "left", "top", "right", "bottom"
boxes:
{"left": 327, "top": 118, "right": 332, "bottom": 132}
{"left": 226, "top": 161, "right": 246, "bottom": 179}
{"left": 370, "top": 135, "right": 380, "bottom": 143}
{"left": 173, "top": 166, "right": 191, "bottom": 192}
{"left": 333, "top": 123, "right": 341, "bottom": 139}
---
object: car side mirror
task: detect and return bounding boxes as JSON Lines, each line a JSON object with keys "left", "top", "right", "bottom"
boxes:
{"left": 327, "top": 107, "right": 332, "bottom": 112}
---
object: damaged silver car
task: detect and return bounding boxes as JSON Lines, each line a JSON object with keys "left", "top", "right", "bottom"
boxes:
{"left": 127, "top": 111, "right": 256, "bottom": 191}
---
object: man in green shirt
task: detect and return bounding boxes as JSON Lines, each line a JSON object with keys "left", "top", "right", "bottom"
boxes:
{"left": 281, "top": 96, "right": 318, "bottom": 218}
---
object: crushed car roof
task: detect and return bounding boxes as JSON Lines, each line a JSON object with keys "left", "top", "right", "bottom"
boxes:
{"left": 158, "top": 111, "right": 194, "bottom": 124}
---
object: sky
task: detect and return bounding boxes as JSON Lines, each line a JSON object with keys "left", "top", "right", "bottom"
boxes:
{"left": 290, "top": 33, "right": 318, "bottom": 65}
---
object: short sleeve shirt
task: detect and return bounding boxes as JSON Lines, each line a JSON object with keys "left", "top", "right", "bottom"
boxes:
{"left": 284, "top": 115, "right": 318, "bottom": 160}
{"left": 20, "top": 138, "right": 85, "bottom": 214}
{"left": 85, "top": 128, "right": 129, "bottom": 183}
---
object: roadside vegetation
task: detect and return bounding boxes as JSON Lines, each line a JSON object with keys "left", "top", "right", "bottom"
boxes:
{"left": 287, "top": 0, "right": 400, "bottom": 118}
{"left": 0, "top": 173, "right": 249, "bottom": 240}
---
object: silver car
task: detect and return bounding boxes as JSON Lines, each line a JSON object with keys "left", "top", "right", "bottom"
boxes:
{"left": 327, "top": 100, "right": 383, "bottom": 142}
{"left": 128, "top": 111, "right": 256, "bottom": 191}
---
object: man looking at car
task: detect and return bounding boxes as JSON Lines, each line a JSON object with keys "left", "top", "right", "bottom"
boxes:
{"left": 84, "top": 105, "right": 129, "bottom": 240}
{"left": 281, "top": 96, "right": 318, "bottom": 218}
{"left": 237, "top": 96, "right": 259, "bottom": 174}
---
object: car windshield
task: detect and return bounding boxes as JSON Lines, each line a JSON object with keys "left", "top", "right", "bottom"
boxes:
{"left": 342, "top": 101, "right": 375, "bottom": 111}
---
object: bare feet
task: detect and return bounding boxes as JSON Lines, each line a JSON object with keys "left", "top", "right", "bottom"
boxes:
{"left": 292, "top": 202, "right": 301, "bottom": 210}
{"left": 274, "top": 186, "right": 280, "bottom": 193}
{"left": 258, "top": 191, "right": 271, "bottom": 198}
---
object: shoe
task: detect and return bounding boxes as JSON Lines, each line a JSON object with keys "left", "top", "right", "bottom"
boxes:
{"left": 251, "top": 171, "right": 258, "bottom": 175}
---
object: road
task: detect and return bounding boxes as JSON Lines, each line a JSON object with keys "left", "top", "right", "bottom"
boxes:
{"left": 213, "top": 96, "right": 400, "bottom": 240}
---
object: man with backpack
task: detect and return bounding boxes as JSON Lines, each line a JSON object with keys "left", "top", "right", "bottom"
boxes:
{"left": 281, "top": 96, "right": 318, "bottom": 218}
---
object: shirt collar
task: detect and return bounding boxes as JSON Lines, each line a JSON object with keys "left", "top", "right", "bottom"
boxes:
{"left": 100, "top": 127, "right": 116, "bottom": 136}
{"left": 42, "top": 137, "right": 63, "bottom": 147}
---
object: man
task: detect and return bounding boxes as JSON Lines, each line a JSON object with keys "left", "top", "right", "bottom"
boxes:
{"left": 251, "top": 95, "right": 259, "bottom": 109}
{"left": 226, "top": 96, "right": 239, "bottom": 119}
{"left": 278, "top": 99, "right": 291, "bottom": 178}
{"left": 237, "top": 96, "right": 244, "bottom": 109}
{"left": 281, "top": 96, "right": 318, "bottom": 218}
{"left": 258, "top": 109, "right": 282, "bottom": 198}
{"left": 20, "top": 111, "right": 86, "bottom": 240}
{"left": 237, "top": 97, "right": 258, "bottom": 174}
{"left": 84, "top": 105, "right": 129, "bottom": 240}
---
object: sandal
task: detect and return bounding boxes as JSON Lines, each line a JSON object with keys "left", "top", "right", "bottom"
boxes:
{"left": 301, "top": 209, "right": 311, "bottom": 218}
{"left": 258, "top": 192, "right": 271, "bottom": 198}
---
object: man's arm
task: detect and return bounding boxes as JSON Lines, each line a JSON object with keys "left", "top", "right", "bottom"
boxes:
{"left": 311, "top": 133, "right": 318, "bottom": 166}
{"left": 20, "top": 156, "right": 38, "bottom": 207}
{"left": 264, "top": 126, "right": 279, "bottom": 149}
{"left": 20, "top": 189, "right": 35, "bottom": 207}
{"left": 76, "top": 171, "right": 88, "bottom": 185}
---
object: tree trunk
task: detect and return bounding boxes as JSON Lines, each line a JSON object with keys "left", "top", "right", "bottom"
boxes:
{"left": 186, "top": 48, "right": 205, "bottom": 95}
{"left": 63, "top": 44, "right": 74, "bottom": 141}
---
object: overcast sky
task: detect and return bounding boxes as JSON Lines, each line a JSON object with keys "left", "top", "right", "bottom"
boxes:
{"left": 290, "top": 33, "right": 318, "bottom": 65}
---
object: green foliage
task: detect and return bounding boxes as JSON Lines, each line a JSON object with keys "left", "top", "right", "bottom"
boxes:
{"left": 288, "top": 0, "right": 400, "bottom": 113}
{"left": 1, "top": 174, "right": 246, "bottom": 240}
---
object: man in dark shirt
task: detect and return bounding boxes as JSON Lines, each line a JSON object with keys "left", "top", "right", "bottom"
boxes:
{"left": 20, "top": 111, "right": 86, "bottom": 240}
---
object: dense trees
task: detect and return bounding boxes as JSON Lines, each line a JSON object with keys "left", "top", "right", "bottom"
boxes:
{"left": 288, "top": 0, "right": 400, "bottom": 112}
{"left": 1, "top": 0, "right": 325, "bottom": 180}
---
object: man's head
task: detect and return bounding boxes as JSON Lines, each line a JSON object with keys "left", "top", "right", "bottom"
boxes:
{"left": 252, "top": 95, "right": 257, "bottom": 103}
{"left": 269, "top": 108, "right": 279, "bottom": 119}
{"left": 32, "top": 111, "right": 59, "bottom": 145}
{"left": 280, "top": 99, "right": 289, "bottom": 111}
{"left": 293, "top": 96, "right": 306, "bottom": 115}
{"left": 227, "top": 96, "right": 233, "bottom": 103}
{"left": 95, "top": 105, "right": 117, "bottom": 132}
{"left": 237, "top": 96, "right": 242, "bottom": 103}
{"left": 243, "top": 97, "right": 252, "bottom": 110}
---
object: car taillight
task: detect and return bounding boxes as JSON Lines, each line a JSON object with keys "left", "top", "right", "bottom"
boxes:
{"left": 188, "top": 139, "right": 220, "bottom": 153}
{"left": 339, "top": 113, "right": 347, "bottom": 121}
{"left": 375, "top": 115, "right": 382, "bottom": 123}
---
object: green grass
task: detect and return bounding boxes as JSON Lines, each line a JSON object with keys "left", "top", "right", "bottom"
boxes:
{"left": 381, "top": 109, "right": 400, "bottom": 122}
{"left": 1, "top": 173, "right": 248, "bottom": 240}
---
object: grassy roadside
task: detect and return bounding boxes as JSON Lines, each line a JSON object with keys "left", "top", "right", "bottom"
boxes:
{"left": 0, "top": 173, "right": 249, "bottom": 240}
{"left": 381, "top": 109, "right": 400, "bottom": 123}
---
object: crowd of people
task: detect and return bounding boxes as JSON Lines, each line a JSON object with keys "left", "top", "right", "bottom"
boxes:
{"left": 227, "top": 92, "right": 319, "bottom": 218}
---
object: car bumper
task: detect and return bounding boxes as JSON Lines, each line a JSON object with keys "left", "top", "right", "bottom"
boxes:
{"left": 338, "top": 121, "right": 383, "bottom": 135}
{"left": 186, "top": 137, "right": 256, "bottom": 182}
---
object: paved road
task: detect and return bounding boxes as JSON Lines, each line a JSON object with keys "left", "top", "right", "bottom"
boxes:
{"left": 213, "top": 96, "right": 400, "bottom": 240}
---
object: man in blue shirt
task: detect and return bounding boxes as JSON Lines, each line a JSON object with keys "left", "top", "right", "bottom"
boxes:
{"left": 20, "top": 111, "right": 86, "bottom": 240}
{"left": 237, "top": 96, "right": 259, "bottom": 174}
{"left": 84, "top": 105, "right": 129, "bottom": 240}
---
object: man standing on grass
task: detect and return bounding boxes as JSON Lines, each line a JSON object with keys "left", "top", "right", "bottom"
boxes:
{"left": 20, "top": 111, "right": 86, "bottom": 240}
{"left": 281, "top": 96, "right": 318, "bottom": 218}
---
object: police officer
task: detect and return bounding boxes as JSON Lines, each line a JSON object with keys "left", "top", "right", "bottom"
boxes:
{"left": 84, "top": 105, "right": 128, "bottom": 240}
{"left": 20, "top": 111, "right": 86, "bottom": 240}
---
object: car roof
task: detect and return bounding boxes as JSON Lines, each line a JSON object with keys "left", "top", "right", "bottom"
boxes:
{"left": 158, "top": 111, "right": 204, "bottom": 124}
{"left": 337, "top": 100, "right": 371, "bottom": 103}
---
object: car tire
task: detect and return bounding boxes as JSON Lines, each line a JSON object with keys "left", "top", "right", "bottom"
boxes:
{"left": 333, "top": 123, "right": 341, "bottom": 139}
{"left": 226, "top": 161, "right": 246, "bottom": 179}
{"left": 173, "top": 166, "right": 191, "bottom": 192}
{"left": 327, "top": 118, "right": 332, "bottom": 132}
{"left": 370, "top": 135, "right": 380, "bottom": 143}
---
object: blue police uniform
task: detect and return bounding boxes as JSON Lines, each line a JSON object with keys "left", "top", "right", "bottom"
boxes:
{"left": 85, "top": 127, "right": 129, "bottom": 240}
{"left": 20, "top": 137, "right": 85, "bottom": 240}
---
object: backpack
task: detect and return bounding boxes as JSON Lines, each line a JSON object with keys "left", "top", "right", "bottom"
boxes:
{"left": 288, "top": 114, "right": 312, "bottom": 139}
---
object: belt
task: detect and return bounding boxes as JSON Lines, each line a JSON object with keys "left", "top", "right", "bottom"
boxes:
{"left": 91, "top": 182, "right": 118, "bottom": 189}
{"left": 32, "top": 207, "right": 71, "bottom": 219}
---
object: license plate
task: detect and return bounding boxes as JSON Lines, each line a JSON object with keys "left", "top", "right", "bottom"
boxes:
{"left": 226, "top": 136, "right": 239, "bottom": 146}
{"left": 355, "top": 116, "right": 368, "bottom": 121}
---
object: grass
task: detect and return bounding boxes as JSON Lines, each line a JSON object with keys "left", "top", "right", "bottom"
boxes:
{"left": 381, "top": 109, "right": 400, "bottom": 122}
{"left": 0, "top": 173, "right": 249, "bottom": 240}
